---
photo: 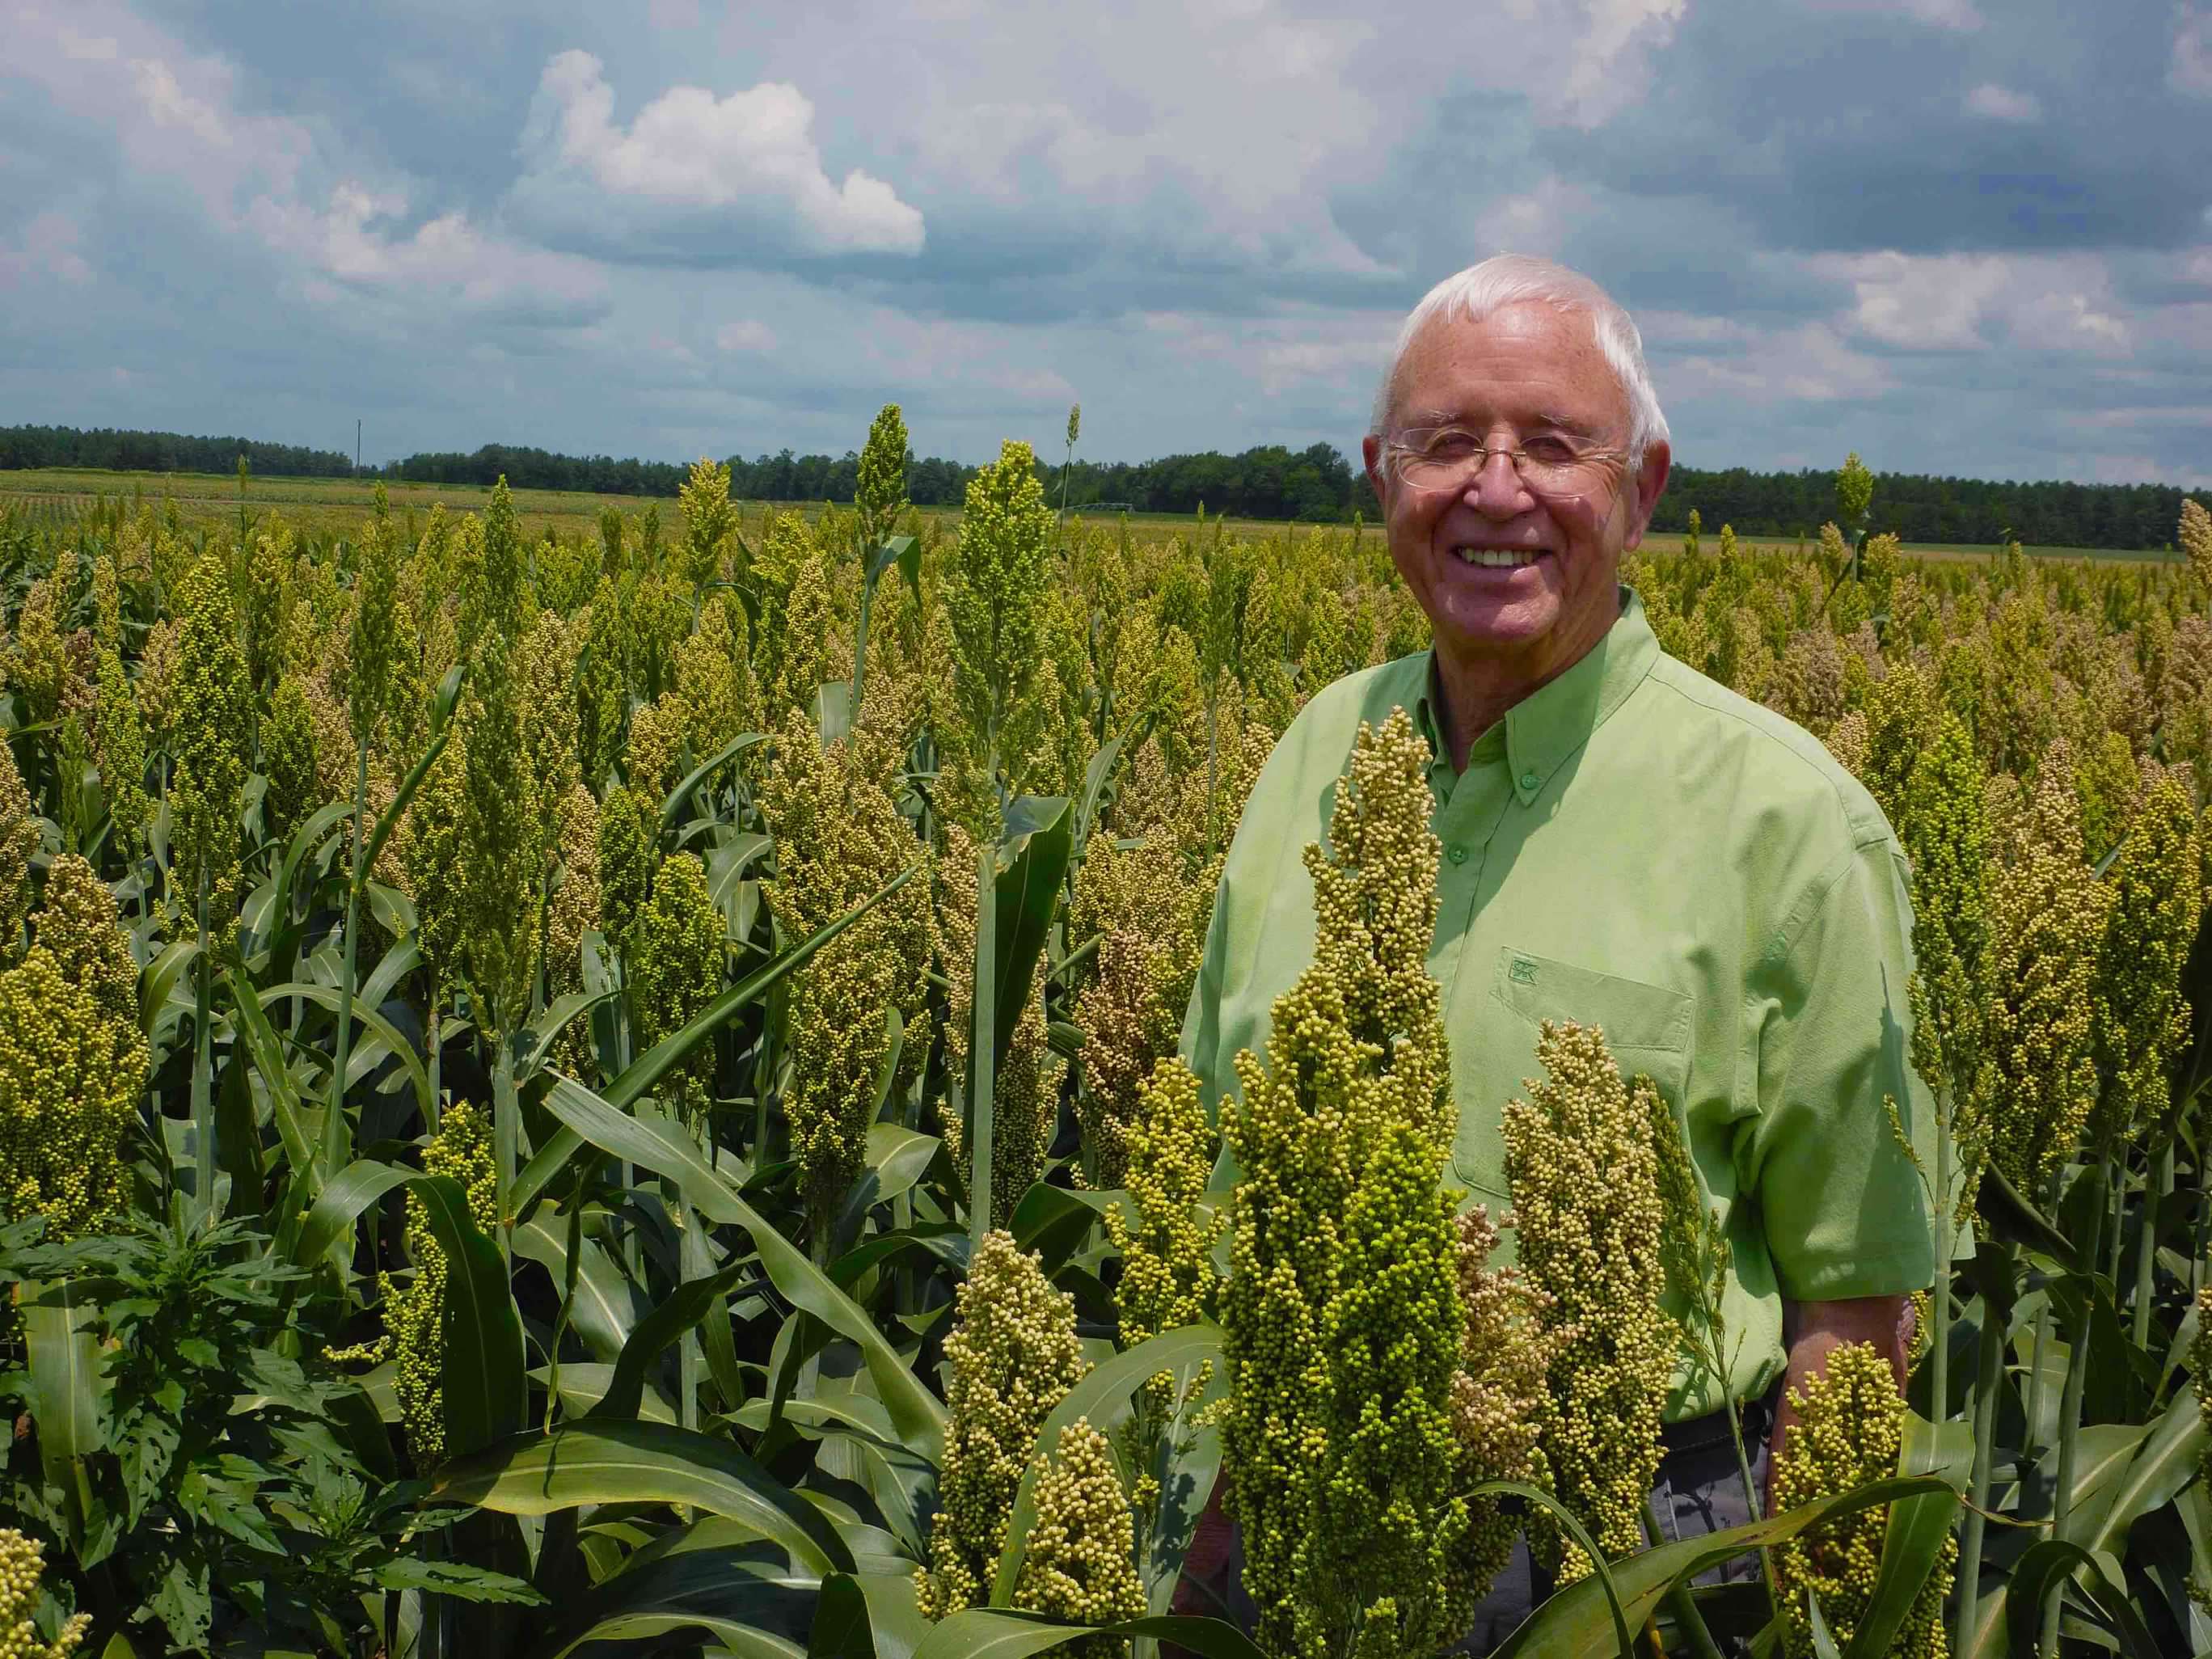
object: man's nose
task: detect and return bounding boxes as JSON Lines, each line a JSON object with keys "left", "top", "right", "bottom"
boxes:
{"left": 1459, "top": 448, "right": 1532, "bottom": 516}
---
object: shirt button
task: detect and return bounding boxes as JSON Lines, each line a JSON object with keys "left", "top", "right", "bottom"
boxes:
{"left": 1446, "top": 844, "right": 1469, "bottom": 865}
{"left": 1518, "top": 770, "right": 1540, "bottom": 792}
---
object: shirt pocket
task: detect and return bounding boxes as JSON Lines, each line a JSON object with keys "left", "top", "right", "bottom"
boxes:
{"left": 1452, "top": 947, "right": 1694, "bottom": 1199}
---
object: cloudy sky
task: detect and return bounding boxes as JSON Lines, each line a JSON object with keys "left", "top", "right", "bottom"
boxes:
{"left": 3, "top": 0, "right": 2210, "bottom": 486}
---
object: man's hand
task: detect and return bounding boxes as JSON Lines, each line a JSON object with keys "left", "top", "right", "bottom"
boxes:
{"left": 1766, "top": 1294, "right": 1914, "bottom": 1514}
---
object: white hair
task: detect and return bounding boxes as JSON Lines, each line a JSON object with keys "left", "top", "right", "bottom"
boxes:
{"left": 1369, "top": 254, "right": 1670, "bottom": 468}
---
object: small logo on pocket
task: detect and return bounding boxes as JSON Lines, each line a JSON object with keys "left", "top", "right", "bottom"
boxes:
{"left": 1509, "top": 956, "right": 1538, "bottom": 986}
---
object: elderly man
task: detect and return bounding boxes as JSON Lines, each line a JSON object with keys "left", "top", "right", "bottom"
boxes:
{"left": 1173, "top": 254, "right": 1935, "bottom": 1648}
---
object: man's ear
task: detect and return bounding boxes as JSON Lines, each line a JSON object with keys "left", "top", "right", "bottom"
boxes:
{"left": 1361, "top": 434, "right": 1388, "bottom": 505}
{"left": 1622, "top": 439, "right": 1671, "bottom": 551}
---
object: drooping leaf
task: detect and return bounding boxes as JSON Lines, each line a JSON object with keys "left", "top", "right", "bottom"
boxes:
{"left": 911, "top": 1611, "right": 1267, "bottom": 1659}
{"left": 540, "top": 1075, "right": 947, "bottom": 1462}
{"left": 1489, "top": 1476, "right": 1956, "bottom": 1659}
{"left": 434, "top": 1419, "right": 855, "bottom": 1578}
{"left": 412, "top": 1171, "right": 526, "bottom": 1460}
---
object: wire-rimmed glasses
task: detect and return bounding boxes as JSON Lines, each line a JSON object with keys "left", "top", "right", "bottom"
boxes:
{"left": 1382, "top": 426, "right": 1629, "bottom": 497}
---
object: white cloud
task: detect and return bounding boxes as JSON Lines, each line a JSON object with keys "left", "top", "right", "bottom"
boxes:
{"left": 0, "top": 213, "right": 93, "bottom": 288}
{"left": 1814, "top": 250, "right": 2137, "bottom": 357}
{"left": 715, "top": 319, "right": 776, "bottom": 352}
{"left": 6, "top": 2, "right": 597, "bottom": 322}
{"left": 1895, "top": 0, "right": 1982, "bottom": 28}
{"left": 248, "top": 185, "right": 606, "bottom": 316}
{"left": 1821, "top": 251, "right": 2011, "bottom": 349}
{"left": 519, "top": 51, "right": 924, "bottom": 255}
{"left": 2172, "top": 8, "right": 2212, "bottom": 95}
{"left": 1963, "top": 82, "right": 2042, "bottom": 121}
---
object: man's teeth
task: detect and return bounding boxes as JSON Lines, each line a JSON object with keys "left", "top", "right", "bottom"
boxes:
{"left": 1454, "top": 547, "right": 1543, "bottom": 568}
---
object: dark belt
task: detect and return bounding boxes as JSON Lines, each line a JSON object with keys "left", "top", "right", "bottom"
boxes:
{"left": 1660, "top": 1387, "right": 1777, "bottom": 1458}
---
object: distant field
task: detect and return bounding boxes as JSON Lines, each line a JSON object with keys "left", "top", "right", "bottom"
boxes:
{"left": 0, "top": 464, "right": 2172, "bottom": 564}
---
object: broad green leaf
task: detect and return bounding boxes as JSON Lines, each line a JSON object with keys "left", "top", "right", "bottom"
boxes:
{"left": 1975, "top": 1166, "right": 2079, "bottom": 1272}
{"left": 1491, "top": 1475, "right": 1954, "bottom": 1659}
{"left": 2067, "top": 1382, "right": 2205, "bottom": 1557}
{"left": 1008, "top": 1183, "right": 1119, "bottom": 1273}
{"left": 985, "top": 796, "right": 1072, "bottom": 1083}
{"left": 853, "top": 1571, "right": 931, "bottom": 1659}
{"left": 141, "top": 938, "right": 198, "bottom": 1039}
{"left": 260, "top": 981, "right": 430, "bottom": 1123}
{"left": 610, "top": 859, "right": 922, "bottom": 1112}
{"left": 589, "top": 1260, "right": 754, "bottom": 1424}
{"left": 2003, "top": 1539, "right": 2162, "bottom": 1659}
{"left": 357, "top": 661, "right": 462, "bottom": 884}
{"left": 435, "top": 1420, "right": 854, "bottom": 1579}
{"left": 990, "top": 1324, "right": 1226, "bottom": 1610}
{"left": 662, "top": 731, "right": 767, "bottom": 828}
{"left": 22, "top": 1277, "right": 102, "bottom": 1530}
{"left": 549, "top": 1543, "right": 813, "bottom": 1658}
{"left": 1842, "top": 1412, "right": 1969, "bottom": 1659}
{"left": 412, "top": 1171, "right": 526, "bottom": 1459}
{"left": 229, "top": 995, "right": 306, "bottom": 1129}
{"left": 912, "top": 1611, "right": 1266, "bottom": 1659}
{"left": 541, "top": 1074, "right": 946, "bottom": 1461}
{"left": 517, "top": 987, "right": 618, "bottom": 1081}
{"left": 290, "top": 1158, "right": 412, "bottom": 1273}
{"left": 513, "top": 1209, "right": 639, "bottom": 1363}
{"left": 531, "top": 1362, "right": 676, "bottom": 1425}
{"left": 809, "top": 1572, "right": 872, "bottom": 1658}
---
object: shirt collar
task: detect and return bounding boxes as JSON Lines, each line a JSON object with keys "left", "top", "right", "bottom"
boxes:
{"left": 1414, "top": 585, "right": 1661, "bottom": 801}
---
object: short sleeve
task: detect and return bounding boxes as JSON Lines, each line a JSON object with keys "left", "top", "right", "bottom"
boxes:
{"left": 1734, "top": 837, "right": 1938, "bottom": 1302}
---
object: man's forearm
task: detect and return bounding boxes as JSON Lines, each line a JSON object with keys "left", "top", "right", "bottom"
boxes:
{"left": 1767, "top": 1294, "right": 1915, "bottom": 1512}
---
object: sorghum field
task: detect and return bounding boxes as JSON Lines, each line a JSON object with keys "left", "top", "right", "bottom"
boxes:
{"left": 0, "top": 411, "right": 2208, "bottom": 1659}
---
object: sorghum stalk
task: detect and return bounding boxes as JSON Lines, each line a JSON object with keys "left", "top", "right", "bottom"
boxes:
{"left": 1956, "top": 1252, "right": 2008, "bottom": 1657}
{"left": 969, "top": 840, "right": 995, "bottom": 1257}
{"left": 331, "top": 484, "right": 403, "bottom": 1173}
{"left": 2042, "top": 1149, "right": 2108, "bottom": 1659}
{"left": 192, "top": 865, "right": 214, "bottom": 1221}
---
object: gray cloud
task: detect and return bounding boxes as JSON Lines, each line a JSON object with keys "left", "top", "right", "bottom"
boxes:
{"left": 1, "top": 0, "right": 2206, "bottom": 492}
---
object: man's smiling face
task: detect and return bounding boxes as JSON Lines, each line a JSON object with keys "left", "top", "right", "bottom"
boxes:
{"left": 1361, "top": 300, "right": 1669, "bottom": 685}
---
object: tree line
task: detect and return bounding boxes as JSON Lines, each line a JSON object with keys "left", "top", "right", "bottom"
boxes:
{"left": 1, "top": 423, "right": 2195, "bottom": 551}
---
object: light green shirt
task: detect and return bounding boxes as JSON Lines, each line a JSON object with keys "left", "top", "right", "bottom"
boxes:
{"left": 1181, "top": 588, "right": 1937, "bottom": 1418}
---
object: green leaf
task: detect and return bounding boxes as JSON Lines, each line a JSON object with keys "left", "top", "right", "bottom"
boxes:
{"left": 810, "top": 1572, "right": 873, "bottom": 1658}
{"left": 1490, "top": 1475, "right": 1956, "bottom": 1659}
{"left": 1975, "top": 1166, "right": 2079, "bottom": 1272}
{"left": 140, "top": 937, "right": 198, "bottom": 1039}
{"left": 517, "top": 987, "right": 619, "bottom": 1081}
{"left": 22, "top": 1277, "right": 102, "bottom": 1531}
{"left": 512, "top": 1208, "right": 639, "bottom": 1364}
{"left": 412, "top": 1171, "right": 526, "bottom": 1459}
{"left": 661, "top": 730, "right": 767, "bottom": 828}
{"left": 990, "top": 1324, "right": 1226, "bottom": 1610}
{"left": 357, "top": 661, "right": 462, "bottom": 887}
{"left": 986, "top": 796, "right": 1073, "bottom": 1083}
{"left": 1008, "top": 1184, "right": 1118, "bottom": 1273}
{"left": 2003, "top": 1539, "right": 2162, "bottom": 1659}
{"left": 541, "top": 1075, "right": 948, "bottom": 1463}
{"left": 912, "top": 1612, "right": 1267, "bottom": 1659}
{"left": 852, "top": 1572, "right": 931, "bottom": 1659}
{"left": 260, "top": 981, "right": 431, "bottom": 1124}
{"left": 589, "top": 1260, "right": 754, "bottom": 1424}
{"left": 434, "top": 1419, "right": 855, "bottom": 1579}
{"left": 289, "top": 1158, "right": 412, "bottom": 1274}
{"left": 610, "top": 859, "right": 922, "bottom": 1112}
{"left": 369, "top": 1556, "right": 548, "bottom": 1604}
{"left": 548, "top": 1545, "right": 814, "bottom": 1658}
{"left": 2066, "top": 1382, "right": 2206, "bottom": 1557}
{"left": 1842, "top": 1412, "right": 1969, "bottom": 1659}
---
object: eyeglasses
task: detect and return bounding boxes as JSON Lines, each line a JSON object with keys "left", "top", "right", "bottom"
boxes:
{"left": 1383, "top": 426, "right": 1628, "bottom": 497}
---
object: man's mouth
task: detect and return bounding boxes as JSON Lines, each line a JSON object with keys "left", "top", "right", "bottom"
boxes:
{"left": 1451, "top": 546, "right": 1551, "bottom": 569}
